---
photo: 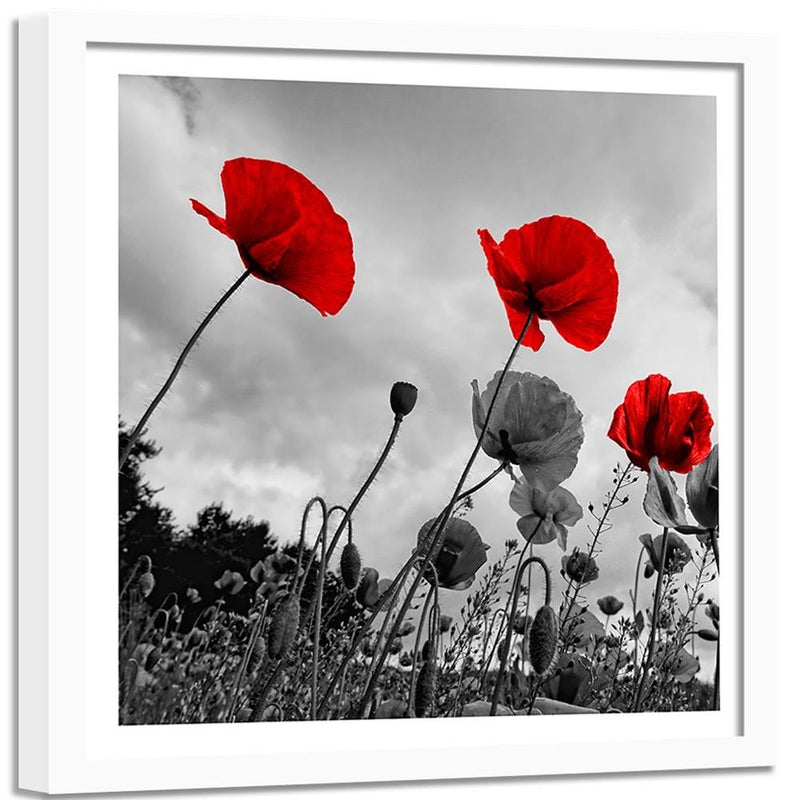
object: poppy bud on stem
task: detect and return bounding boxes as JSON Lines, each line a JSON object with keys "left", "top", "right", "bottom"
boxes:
{"left": 390, "top": 381, "right": 418, "bottom": 419}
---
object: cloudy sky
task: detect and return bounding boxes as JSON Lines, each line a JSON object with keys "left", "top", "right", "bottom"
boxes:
{"left": 119, "top": 75, "right": 718, "bottom": 675}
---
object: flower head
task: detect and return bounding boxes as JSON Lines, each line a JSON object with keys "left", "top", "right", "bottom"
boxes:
{"left": 607, "top": 374, "right": 714, "bottom": 473}
{"left": 478, "top": 215, "right": 618, "bottom": 352}
{"left": 509, "top": 478, "right": 583, "bottom": 550}
{"left": 639, "top": 531, "right": 692, "bottom": 576}
{"left": 472, "top": 371, "right": 584, "bottom": 492}
{"left": 561, "top": 549, "right": 599, "bottom": 584}
{"left": 191, "top": 158, "right": 355, "bottom": 316}
{"left": 597, "top": 595, "right": 624, "bottom": 616}
{"left": 417, "top": 517, "right": 490, "bottom": 590}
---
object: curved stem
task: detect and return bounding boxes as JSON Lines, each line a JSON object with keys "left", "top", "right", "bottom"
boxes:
{"left": 490, "top": 550, "right": 548, "bottom": 715}
{"left": 355, "top": 309, "right": 537, "bottom": 716}
{"left": 119, "top": 270, "right": 251, "bottom": 470}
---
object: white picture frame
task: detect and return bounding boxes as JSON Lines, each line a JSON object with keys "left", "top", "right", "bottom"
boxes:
{"left": 18, "top": 10, "right": 776, "bottom": 793}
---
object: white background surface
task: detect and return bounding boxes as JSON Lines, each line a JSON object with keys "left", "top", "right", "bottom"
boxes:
{"left": 4, "top": 1, "right": 798, "bottom": 799}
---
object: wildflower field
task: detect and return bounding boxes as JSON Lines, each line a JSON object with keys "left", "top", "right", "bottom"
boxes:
{"left": 119, "top": 155, "right": 719, "bottom": 723}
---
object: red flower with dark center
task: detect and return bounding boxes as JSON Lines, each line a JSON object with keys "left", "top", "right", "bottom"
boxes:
{"left": 191, "top": 158, "right": 355, "bottom": 316}
{"left": 478, "top": 215, "right": 618, "bottom": 351}
{"left": 607, "top": 374, "right": 714, "bottom": 473}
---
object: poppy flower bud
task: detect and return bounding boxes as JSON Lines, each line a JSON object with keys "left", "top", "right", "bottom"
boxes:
{"left": 185, "top": 586, "right": 201, "bottom": 604}
{"left": 138, "top": 571, "right": 155, "bottom": 597}
{"left": 561, "top": 548, "right": 599, "bottom": 584}
{"left": 356, "top": 567, "right": 380, "bottom": 608}
{"left": 597, "top": 595, "right": 624, "bottom": 616}
{"left": 390, "top": 381, "right": 418, "bottom": 418}
{"left": 529, "top": 605, "right": 559, "bottom": 676}
{"left": 268, "top": 593, "right": 300, "bottom": 659}
{"left": 438, "top": 615, "right": 453, "bottom": 634}
{"left": 340, "top": 542, "right": 362, "bottom": 590}
{"left": 414, "top": 661, "right": 438, "bottom": 717}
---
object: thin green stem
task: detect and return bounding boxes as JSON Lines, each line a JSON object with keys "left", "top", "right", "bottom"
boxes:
{"left": 119, "top": 270, "right": 251, "bottom": 470}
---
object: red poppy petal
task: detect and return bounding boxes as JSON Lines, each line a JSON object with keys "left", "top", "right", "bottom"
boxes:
{"left": 498, "top": 216, "right": 611, "bottom": 293}
{"left": 190, "top": 199, "right": 230, "bottom": 238}
{"left": 218, "top": 159, "right": 303, "bottom": 249}
{"left": 479, "top": 228, "right": 543, "bottom": 349}
{"left": 658, "top": 391, "right": 714, "bottom": 473}
{"left": 536, "top": 261, "right": 619, "bottom": 351}
{"left": 260, "top": 210, "right": 355, "bottom": 316}
{"left": 607, "top": 374, "right": 672, "bottom": 470}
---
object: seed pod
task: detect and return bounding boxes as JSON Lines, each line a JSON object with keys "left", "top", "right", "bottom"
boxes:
{"left": 340, "top": 542, "right": 362, "bottom": 590}
{"left": 248, "top": 635, "right": 266, "bottom": 672}
{"left": 529, "top": 605, "right": 559, "bottom": 676}
{"left": 137, "top": 571, "right": 155, "bottom": 597}
{"left": 389, "top": 381, "right": 418, "bottom": 418}
{"left": 414, "top": 660, "right": 438, "bottom": 717}
{"left": 268, "top": 594, "right": 300, "bottom": 659}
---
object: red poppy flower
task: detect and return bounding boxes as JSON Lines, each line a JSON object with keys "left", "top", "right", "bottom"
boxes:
{"left": 607, "top": 374, "right": 714, "bottom": 473}
{"left": 190, "top": 158, "right": 355, "bottom": 316}
{"left": 478, "top": 215, "right": 618, "bottom": 351}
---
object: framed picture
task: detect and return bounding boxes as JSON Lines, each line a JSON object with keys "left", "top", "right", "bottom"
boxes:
{"left": 18, "top": 11, "right": 776, "bottom": 793}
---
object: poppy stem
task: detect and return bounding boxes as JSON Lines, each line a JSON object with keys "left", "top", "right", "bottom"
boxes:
{"left": 407, "top": 574, "right": 439, "bottom": 717}
{"left": 353, "top": 309, "right": 537, "bottom": 717}
{"left": 489, "top": 553, "right": 548, "bottom": 716}
{"left": 631, "top": 544, "right": 646, "bottom": 673}
{"left": 633, "top": 526, "right": 670, "bottom": 712}
{"left": 119, "top": 269, "right": 252, "bottom": 471}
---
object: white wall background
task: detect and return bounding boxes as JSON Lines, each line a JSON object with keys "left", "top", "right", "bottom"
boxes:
{"left": 5, "top": 1, "right": 799, "bottom": 799}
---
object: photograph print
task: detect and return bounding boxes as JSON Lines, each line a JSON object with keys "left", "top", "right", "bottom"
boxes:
{"left": 118, "top": 74, "right": 720, "bottom": 724}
